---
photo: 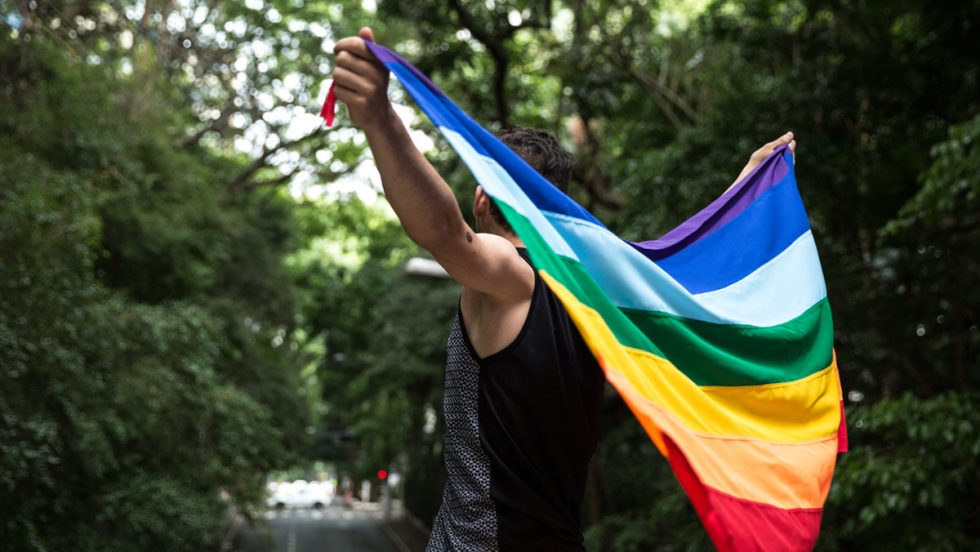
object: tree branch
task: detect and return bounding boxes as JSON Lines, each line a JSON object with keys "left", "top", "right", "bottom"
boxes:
{"left": 225, "top": 129, "right": 327, "bottom": 190}
{"left": 237, "top": 170, "right": 298, "bottom": 191}
{"left": 174, "top": 73, "right": 239, "bottom": 148}
{"left": 627, "top": 64, "right": 700, "bottom": 125}
{"left": 573, "top": 164, "right": 625, "bottom": 211}
{"left": 447, "top": 0, "right": 511, "bottom": 126}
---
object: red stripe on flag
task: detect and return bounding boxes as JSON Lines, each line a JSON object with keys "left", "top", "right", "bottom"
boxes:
{"left": 664, "top": 435, "right": 824, "bottom": 551}
{"left": 837, "top": 400, "right": 848, "bottom": 453}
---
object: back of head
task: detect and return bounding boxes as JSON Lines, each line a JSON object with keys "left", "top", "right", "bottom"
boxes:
{"left": 497, "top": 126, "right": 574, "bottom": 193}
{"left": 489, "top": 127, "right": 574, "bottom": 234}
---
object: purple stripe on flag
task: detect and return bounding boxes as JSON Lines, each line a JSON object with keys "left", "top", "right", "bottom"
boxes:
{"left": 631, "top": 146, "right": 792, "bottom": 261}
{"left": 366, "top": 41, "right": 447, "bottom": 98}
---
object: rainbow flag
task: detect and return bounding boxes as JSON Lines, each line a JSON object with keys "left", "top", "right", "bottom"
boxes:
{"left": 348, "top": 42, "right": 848, "bottom": 551}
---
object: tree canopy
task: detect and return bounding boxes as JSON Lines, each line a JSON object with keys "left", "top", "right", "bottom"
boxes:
{"left": 1, "top": 0, "right": 977, "bottom": 550}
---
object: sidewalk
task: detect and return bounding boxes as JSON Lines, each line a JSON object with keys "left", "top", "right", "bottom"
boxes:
{"left": 379, "top": 500, "right": 431, "bottom": 552}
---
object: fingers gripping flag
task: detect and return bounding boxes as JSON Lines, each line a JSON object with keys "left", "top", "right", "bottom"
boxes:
{"left": 324, "top": 42, "right": 848, "bottom": 551}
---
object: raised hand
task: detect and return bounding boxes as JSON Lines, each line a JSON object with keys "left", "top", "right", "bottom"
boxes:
{"left": 728, "top": 132, "right": 797, "bottom": 191}
{"left": 332, "top": 27, "right": 394, "bottom": 131}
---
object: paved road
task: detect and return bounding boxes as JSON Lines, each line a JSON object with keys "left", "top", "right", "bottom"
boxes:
{"left": 234, "top": 504, "right": 413, "bottom": 552}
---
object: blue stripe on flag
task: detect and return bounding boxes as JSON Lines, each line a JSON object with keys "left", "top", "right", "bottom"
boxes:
{"left": 653, "top": 171, "right": 811, "bottom": 293}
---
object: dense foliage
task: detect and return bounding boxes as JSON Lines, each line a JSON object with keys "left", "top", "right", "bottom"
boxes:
{"left": 0, "top": 22, "right": 311, "bottom": 552}
{"left": 2, "top": 0, "right": 977, "bottom": 550}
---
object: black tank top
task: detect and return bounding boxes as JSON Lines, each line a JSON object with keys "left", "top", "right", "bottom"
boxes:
{"left": 427, "top": 248, "right": 605, "bottom": 552}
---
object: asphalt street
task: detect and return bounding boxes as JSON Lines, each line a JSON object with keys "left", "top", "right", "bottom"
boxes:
{"left": 233, "top": 504, "right": 422, "bottom": 552}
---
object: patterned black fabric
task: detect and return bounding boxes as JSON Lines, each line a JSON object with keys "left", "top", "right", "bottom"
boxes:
{"left": 427, "top": 317, "right": 499, "bottom": 552}
{"left": 427, "top": 249, "right": 605, "bottom": 552}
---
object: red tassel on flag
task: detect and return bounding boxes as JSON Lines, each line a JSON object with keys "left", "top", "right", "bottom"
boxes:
{"left": 320, "top": 81, "right": 337, "bottom": 127}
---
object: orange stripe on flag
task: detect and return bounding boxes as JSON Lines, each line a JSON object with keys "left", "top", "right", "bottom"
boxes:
{"left": 663, "top": 434, "right": 823, "bottom": 552}
{"left": 608, "top": 369, "right": 838, "bottom": 509}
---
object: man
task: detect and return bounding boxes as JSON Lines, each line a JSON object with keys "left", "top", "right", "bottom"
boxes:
{"left": 332, "top": 27, "right": 796, "bottom": 551}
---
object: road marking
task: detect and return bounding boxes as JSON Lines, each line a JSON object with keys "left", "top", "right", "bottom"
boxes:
{"left": 287, "top": 525, "right": 296, "bottom": 552}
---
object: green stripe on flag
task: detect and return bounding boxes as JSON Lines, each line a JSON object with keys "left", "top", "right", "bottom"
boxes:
{"left": 496, "top": 199, "right": 834, "bottom": 387}
{"left": 623, "top": 300, "right": 833, "bottom": 386}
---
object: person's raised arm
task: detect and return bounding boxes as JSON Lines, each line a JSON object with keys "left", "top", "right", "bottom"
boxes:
{"left": 727, "top": 132, "right": 797, "bottom": 192}
{"left": 331, "top": 28, "right": 532, "bottom": 299}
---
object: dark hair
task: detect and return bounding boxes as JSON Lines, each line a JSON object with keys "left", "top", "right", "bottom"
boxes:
{"left": 489, "top": 126, "right": 574, "bottom": 233}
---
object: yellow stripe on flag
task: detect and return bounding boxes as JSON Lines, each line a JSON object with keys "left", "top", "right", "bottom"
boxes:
{"left": 540, "top": 271, "right": 841, "bottom": 444}
{"left": 609, "top": 371, "right": 839, "bottom": 509}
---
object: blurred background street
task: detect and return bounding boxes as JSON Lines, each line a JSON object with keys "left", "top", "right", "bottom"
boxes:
{"left": 233, "top": 501, "right": 428, "bottom": 552}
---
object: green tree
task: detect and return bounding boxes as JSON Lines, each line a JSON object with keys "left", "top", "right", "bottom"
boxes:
{"left": 0, "top": 10, "right": 315, "bottom": 549}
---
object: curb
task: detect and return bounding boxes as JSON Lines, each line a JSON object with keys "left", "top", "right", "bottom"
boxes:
{"left": 380, "top": 518, "right": 412, "bottom": 552}
{"left": 401, "top": 507, "right": 431, "bottom": 538}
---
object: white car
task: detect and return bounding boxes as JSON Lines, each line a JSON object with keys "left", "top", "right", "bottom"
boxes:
{"left": 266, "top": 480, "right": 335, "bottom": 510}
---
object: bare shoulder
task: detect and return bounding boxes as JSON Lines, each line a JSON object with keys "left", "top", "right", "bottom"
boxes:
{"left": 475, "top": 232, "right": 524, "bottom": 254}
{"left": 432, "top": 229, "right": 534, "bottom": 301}
{"left": 459, "top": 238, "right": 536, "bottom": 358}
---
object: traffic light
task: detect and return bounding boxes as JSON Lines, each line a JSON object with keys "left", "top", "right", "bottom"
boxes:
{"left": 376, "top": 469, "right": 388, "bottom": 480}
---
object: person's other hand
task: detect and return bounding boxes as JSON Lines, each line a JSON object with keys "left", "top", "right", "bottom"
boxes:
{"left": 332, "top": 27, "right": 393, "bottom": 131}
{"left": 729, "top": 132, "right": 797, "bottom": 190}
